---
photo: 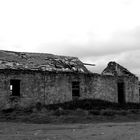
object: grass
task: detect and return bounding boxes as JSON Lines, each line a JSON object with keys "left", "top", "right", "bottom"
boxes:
{"left": 1, "top": 99, "right": 140, "bottom": 124}
{"left": 45, "top": 99, "right": 140, "bottom": 110}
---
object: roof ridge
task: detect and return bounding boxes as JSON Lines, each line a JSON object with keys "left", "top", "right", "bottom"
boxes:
{"left": 0, "top": 50, "right": 78, "bottom": 59}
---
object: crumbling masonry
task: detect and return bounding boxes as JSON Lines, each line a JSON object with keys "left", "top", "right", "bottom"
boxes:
{"left": 0, "top": 50, "right": 139, "bottom": 108}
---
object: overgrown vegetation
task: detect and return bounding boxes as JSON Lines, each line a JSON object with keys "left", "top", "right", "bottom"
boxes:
{"left": 45, "top": 99, "right": 140, "bottom": 110}
{"left": 1, "top": 99, "right": 140, "bottom": 124}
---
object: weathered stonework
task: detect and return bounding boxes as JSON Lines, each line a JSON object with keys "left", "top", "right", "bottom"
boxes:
{"left": 102, "top": 61, "right": 139, "bottom": 103}
{"left": 0, "top": 51, "right": 139, "bottom": 108}
{"left": 0, "top": 68, "right": 138, "bottom": 109}
{"left": 123, "top": 76, "right": 139, "bottom": 103}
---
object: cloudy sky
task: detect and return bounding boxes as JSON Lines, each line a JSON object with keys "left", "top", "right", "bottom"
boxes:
{"left": 0, "top": 0, "right": 140, "bottom": 76}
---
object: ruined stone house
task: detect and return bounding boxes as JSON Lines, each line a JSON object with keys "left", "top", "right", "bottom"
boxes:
{"left": 0, "top": 50, "right": 139, "bottom": 108}
{"left": 102, "top": 62, "right": 139, "bottom": 104}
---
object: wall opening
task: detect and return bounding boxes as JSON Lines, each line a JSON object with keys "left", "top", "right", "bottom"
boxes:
{"left": 72, "top": 81, "right": 80, "bottom": 100}
{"left": 117, "top": 82, "right": 125, "bottom": 104}
{"left": 10, "top": 79, "right": 20, "bottom": 96}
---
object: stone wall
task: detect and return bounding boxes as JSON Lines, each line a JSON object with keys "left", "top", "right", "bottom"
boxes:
{"left": 0, "top": 70, "right": 74, "bottom": 108}
{"left": 0, "top": 70, "right": 45, "bottom": 108}
{"left": 123, "top": 76, "right": 139, "bottom": 103}
{"left": 79, "top": 74, "right": 118, "bottom": 102}
{"left": 0, "top": 70, "right": 139, "bottom": 108}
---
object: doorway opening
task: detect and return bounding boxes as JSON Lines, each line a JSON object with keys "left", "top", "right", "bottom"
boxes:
{"left": 117, "top": 82, "right": 125, "bottom": 104}
{"left": 72, "top": 81, "right": 80, "bottom": 100}
{"left": 10, "top": 79, "right": 20, "bottom": 96}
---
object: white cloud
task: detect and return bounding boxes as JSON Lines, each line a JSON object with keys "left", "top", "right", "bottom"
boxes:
{"left": 0, "top": 0, "right": 140, "bottom": 76}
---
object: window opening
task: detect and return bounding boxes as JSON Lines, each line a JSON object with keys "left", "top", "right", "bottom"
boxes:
{"left": 10, "top": 79, "right": 20, "bottom": 96}
{"left": 72, "top": 81, "right": 80, "bottom": 99}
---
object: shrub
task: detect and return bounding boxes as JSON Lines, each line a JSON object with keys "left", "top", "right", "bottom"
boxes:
{"left": 89, "top": 110, "right": 101, "bottom": 115}
{"left": 45, "top": 99, "right": 140, "bottom": 111}
{"left": 100, "top": 109, "right": 116, "bottom": 116}
{"left": 117, "top": 110, "right": 127, "bottom": 115}
{"left": 52, "top": 108, "right": 70, "bottom": 116}
{"left": 129, "top": 109, "right": 139, "bottom": 114}
{"left": 2, "top": 108, "right": 14, "bottom": 113}
{"left": 35, "top": 102, "right": 42, "bottom": 111}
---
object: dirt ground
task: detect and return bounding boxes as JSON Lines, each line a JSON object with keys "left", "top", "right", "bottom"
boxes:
{"left": 0, "top": 122, "right": 139, "bottom": 140}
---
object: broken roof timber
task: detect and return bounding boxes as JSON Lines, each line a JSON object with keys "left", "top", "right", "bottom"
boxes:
{"left": 83, "top": 63, "right": 95, "bottom": 66}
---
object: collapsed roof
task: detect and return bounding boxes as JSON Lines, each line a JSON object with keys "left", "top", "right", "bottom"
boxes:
{"left": 0, "top": 50, "right": 89, "bottom": 73}
{"left": 102, "top": 61, "right": 136, "bottom": 77}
